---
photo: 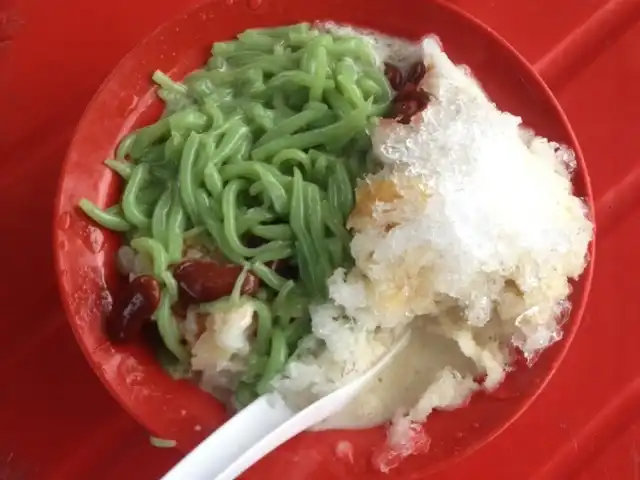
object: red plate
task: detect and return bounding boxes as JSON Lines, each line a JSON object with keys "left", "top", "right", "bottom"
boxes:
{"left": 53, "top": 0, "right": 595, "bottom": 477}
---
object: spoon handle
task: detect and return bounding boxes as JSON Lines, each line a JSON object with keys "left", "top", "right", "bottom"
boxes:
{"left": 161, "top": 394, "right": 294, "bottom": 480}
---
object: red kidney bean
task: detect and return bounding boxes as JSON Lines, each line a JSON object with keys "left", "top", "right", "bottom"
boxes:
{"left": 393, "top": 83, "right": 419, "bottom": 102}
{"left": 397, "top": 85, "right": 431, "bottom": 103}
{"left": 406, "top": 61, "right": 427, "bottom": 85}
{"left": 393, "top": 99, "right": 419, "bottom": 121}
{"left": 384, "top": 62, "right": 405, "bottom": 91}
{"left": 173, "top": 259, "right": 260, "bottom": 304}
{"left": 389, "top": 86, "right": 431, "bottom": 124}
{"left": 412, "top": 91, "right": 430, "bottom": 113}
{"left": 106, "top": 275, "right": 161, "bottom": 343}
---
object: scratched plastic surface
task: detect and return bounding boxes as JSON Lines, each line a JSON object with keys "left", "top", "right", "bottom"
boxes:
{"left": 0, "top": 0, "right": 639, "bottom": 479}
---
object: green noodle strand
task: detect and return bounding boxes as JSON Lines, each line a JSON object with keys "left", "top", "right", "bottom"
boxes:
{"left": 162, "top": 271, "right": 179, "bottom": 300}
{"left": 197, "top": 193, "right": 244, "bottom": 265}
{"left": 305, "top": 183, "right": 332, "bottom": 289}
{"left": 79, "top": 200, "right": 131, "bottom": 232}
{"left": 153, "top": 70, "right": 188, "bottom": 96}
{"left": 203, "top": 164, "right": 224, "bottom": 198}
{"left": 250, "top": 261, "right": 288, "bottom": 291}
{"left": 290, "top": 168, "right": 322, "bottom": 298}
{"left": 166, "top": 190, "right": 186, "bottom": 263}
{"left": 151, "top": 188, "right": 173, "bottom": 248}
{"left": 105, "top": 159, "right": 133, "bottom": 179}
{"left": 122, "top": 164, "right": 151, "bottom": 228}
{"left": 130, "top": 237, "right": 169, "bottom": 278}
{"left": 251, "top": 298, "right": 274, "bottom": 355}
{"left": 256, "top": 328, "right": 289, "bottom": 395}
{"left": 251, "top": 224, "right": 293, "bottom": 241}
{"left": 178, "top": 132, "right": 201, "bottom": 223}
{"left": 215, "top": 119, "right": 251, "bottom": 164}
{"left": 155, "top": 291, "right": 190, "bottom": 362}
{"left": 115, "top": 133, "right": 137, "bottom": 160}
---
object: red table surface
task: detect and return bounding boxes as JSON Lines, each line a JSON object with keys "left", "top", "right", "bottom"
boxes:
{"left": 1, "top": 0, "right": 639, "bottom": 478}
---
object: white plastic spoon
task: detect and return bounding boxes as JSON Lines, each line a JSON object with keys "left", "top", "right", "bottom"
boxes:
{"left": 162, "top": 332, "right": 410, "bottom": 480}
